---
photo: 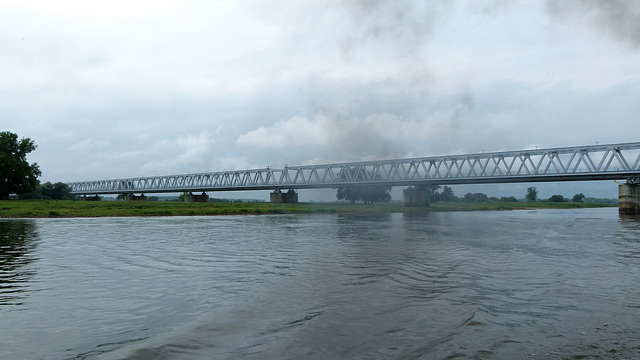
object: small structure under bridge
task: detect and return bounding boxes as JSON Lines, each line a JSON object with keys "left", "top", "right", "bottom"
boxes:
{"left": 68, "top": 142, "right": 640, "bottom": 215}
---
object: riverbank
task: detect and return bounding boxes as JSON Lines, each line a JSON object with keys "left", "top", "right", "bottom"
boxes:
{"left": 0, "top": 200, "right": 617, "bottom": 218}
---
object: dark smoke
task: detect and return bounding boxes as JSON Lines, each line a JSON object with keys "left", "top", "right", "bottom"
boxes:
{"left": 546, "top": 0, "right": 640, "bottom": 48}
{"left": 334, "top": 0, "right": 452, "bottom": 60}
{"left": 300, "top": 1, "right": 459, "bottom": 160}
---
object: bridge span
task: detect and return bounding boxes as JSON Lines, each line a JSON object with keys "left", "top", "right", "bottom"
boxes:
{"left": 68, "top": 142, "right": 640, "bottom": 213}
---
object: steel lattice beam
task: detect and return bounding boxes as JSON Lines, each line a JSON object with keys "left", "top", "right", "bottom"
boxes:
{"left": 68, "top": 142, "right": 640, "bottom": 195}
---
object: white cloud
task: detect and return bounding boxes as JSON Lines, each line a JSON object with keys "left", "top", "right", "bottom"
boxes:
{"left": 138, "top": 131, "right": 216, "bottom": 174}
{"left": 0, "top": 0, "right": 189, "bottom": 21}
{"left": 67, "top": 138, "right": 109, "bottom": 152}
{"left": 237, "top": 115, "right": 331, "bottom": 148}
{"left": 174, "top": 131, "right": 216, "bottom": 163}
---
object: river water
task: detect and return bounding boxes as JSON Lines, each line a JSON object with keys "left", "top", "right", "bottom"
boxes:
{"left": 1, "top": 208, "right": 640, "bottom": 359}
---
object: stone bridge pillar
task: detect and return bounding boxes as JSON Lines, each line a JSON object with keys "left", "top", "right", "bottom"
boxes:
{"left": 619, "top": 183, "right": 639, "bottom": 215}
{"left": 79, "top": 195, "right": 101, "bottom": 201}
{"left": 270, "top": 189, "right": 298, "bottom": 203}
{"left": 184, "top": 192, "right": 209, "bottom": 202}
{"left": 123, "top": 193, "right": 147, "bottom": 201}
{"left": 403, "top": 186, "right": 430, "bottom": 207}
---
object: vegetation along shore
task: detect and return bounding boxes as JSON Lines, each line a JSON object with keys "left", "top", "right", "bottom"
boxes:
{"left": 0, "top": 199, "right": 616, "bottom": 218}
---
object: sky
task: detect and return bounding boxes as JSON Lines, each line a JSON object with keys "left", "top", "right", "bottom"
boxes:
{"left": 2, "top": 0, "right": 639, "bottom": 200}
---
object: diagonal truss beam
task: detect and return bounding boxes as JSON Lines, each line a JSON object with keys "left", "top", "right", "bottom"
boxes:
{"left": 69, "top": 142, "right": 640, "bottom": 195}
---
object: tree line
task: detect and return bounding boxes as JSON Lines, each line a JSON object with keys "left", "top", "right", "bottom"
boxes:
{"left": 332, "top": 168, "right": 593, "bottom": 205}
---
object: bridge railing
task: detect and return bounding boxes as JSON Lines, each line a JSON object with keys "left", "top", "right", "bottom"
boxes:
{"left": 69, "top": 142, "right": 640, "bottom": 195}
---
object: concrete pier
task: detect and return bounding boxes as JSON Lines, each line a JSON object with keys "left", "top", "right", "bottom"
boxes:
{"left": 270, "top": 189, "right": 298, "bottom": 203}
{"left": 123, "top": 193, "right": 147, "bottom": 201}
{"left": 619, "top": 183, "right": 639, "bottom": 215}
{"left": 403, "top": 186, "right": 430, "bottom": 207}
{"left": 184, "top": 192, "right": 209, "bottom": 203}
{"left": 79, "top": 195, "right": 101, "bottom": 201}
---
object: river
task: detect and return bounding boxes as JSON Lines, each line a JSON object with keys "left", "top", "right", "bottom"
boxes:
{"left": 1, "top": 208, "right": 640, "bottom": 359}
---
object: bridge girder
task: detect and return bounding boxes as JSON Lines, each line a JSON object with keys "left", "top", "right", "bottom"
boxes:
{"left": 68, "top": 142, "right": 640, "bottom": 195}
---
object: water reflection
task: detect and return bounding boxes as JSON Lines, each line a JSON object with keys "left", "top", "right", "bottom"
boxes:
{"left": 0, "top": 220, "right": 39, "bottom": 307}
{"left": 3, "top": 210, "right": 640, "bottom": 359}
{"left": 619, "top": 213, "right": 640, "bottom": 222}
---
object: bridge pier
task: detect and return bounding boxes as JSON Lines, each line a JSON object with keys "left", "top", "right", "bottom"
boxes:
{"left": 270, "top": 189, "right": 298, "bottom": 203}
{"left": 619, "top": 183, "right": 639, "bottom": 215}
{"left": 79, "top": 195, "right": 101, "bottom": 201}
{"left": 184, "top": 192, "right": 209, "bottom": 203}
{"left": 123, "top": 193, "right": 147, "bottom": 201}
{"left": 403, "top": 186, "right": 430, "bottom": 207}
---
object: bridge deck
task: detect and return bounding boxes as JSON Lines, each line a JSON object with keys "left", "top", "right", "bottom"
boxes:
{"left": 69, "top": 142, "right": 640, "bottom": 195}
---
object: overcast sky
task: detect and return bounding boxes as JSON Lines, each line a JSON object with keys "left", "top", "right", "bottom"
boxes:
{"left": 2, "top": 0, "right": 639, "bottom": 200}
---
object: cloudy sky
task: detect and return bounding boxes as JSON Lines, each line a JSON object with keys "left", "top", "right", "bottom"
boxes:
{"left": 2, "top": 0, "right": 639, "bottom": 199}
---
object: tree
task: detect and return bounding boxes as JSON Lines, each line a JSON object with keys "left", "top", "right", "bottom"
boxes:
{"left": 42, "top": 182, "right": 73, "bottom": 200}
{"left": 526, "top": 187, "right": 538, "bottom": 202}
{"left": 336, "top": 185, "right": 360, "bottom": 204}
{"left": 19, "top": 181, "right": 73, "bottom": 200}
{"left": 463, "top": 192, "right": 488, "bottom": 202}
{"left": 472, "top": 193, "right": 488, "bottom": 202}
{"left": 440, "top": 186, "right": 456, "bottom": 202}
{"left": 335, "top": 166, "right": 392, "bottom": 204}
{"left": 549, "top": 194, "right": 565, "bottom": 202}
{"left": 572, "top": 193, "right": 585, "bottom": 203}
{"left": 463, "top": 192, "right": 474, "bottom": 202}
{"left": 0, "top": 131, "right": 41, "bottom": 200}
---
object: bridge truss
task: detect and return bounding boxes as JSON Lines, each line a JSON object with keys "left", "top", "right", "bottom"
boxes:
{"left": 69, "top": 142, "right": 640, "bottom": 195}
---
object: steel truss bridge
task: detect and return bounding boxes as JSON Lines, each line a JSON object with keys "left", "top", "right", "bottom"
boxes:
{"left": 69, "top": 142, "right": 640, "bottom": 195}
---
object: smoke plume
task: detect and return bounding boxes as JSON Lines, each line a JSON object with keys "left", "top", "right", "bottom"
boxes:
{"left": 546, "top": 0, "right": 640, "bottom": 48}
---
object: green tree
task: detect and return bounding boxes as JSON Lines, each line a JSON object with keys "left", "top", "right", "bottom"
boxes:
{"left": 19, "top": 181, "right": 73, "bottom": 200}
{"left": 549, "top": 194, "right": 565, "bottom": 202}
{"left": 463, "top": 192, "right": 474, "bottom": 202}
{"left": 473, "top": 193, "right": 488, "bottom": 202}
{"left": 440, "top": 186, "right": 456, "bottom": 202}
{"left": 526, "top": 187, "right": 538, "bottom": 202}
{"left": 42, "top": 182, "right": 73, "bottom": 200}
{"left": 0, "top": 131, "right": 41, "bottom": 200}
{"left": 463, "top": 192, "right": 488, "bottom": 202}
{"left": 336, "top": 185, "right": 360, "bottom": 204}
{"left": 572, "top": 193, "right": 585, "bottom": 203}
{"left": 335, "top": 167, "right": 391, "bottom": 204}
{"left": 428, "top": 185, "right": 441, "bottom": 199}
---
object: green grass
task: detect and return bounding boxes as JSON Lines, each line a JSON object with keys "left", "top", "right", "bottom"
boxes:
{"left": 0, "top": 200, "right": 616, "bottom": 218}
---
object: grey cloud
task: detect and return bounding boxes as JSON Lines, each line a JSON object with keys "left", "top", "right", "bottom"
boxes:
{"left": 334, "top": 0, "right": 453, "bottom": 60}
{"left": 546, "top": 0, "right": 640, "bottom": 48}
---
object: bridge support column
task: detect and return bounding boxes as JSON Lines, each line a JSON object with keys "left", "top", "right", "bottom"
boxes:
{"left": 184, "top": 192, "right": 209, "bottom": 203}
{"left": 403, "top": 186, "right": 430, "bottom": 207}
{"left": 619, "top": 183, "right": 639, "bottom": 215}
{"left": 79, "top": 195, "right": 101, "bottom": 201}
{"left": 123, "top": 193, "right": 147, "bottom": 201}
{"left": 270, "top": 189, "right": 298, "bottom": 203}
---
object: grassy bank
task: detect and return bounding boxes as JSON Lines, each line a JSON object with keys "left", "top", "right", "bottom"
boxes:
{"left": 0, "top": 200, "right": 617, "bottom": 218}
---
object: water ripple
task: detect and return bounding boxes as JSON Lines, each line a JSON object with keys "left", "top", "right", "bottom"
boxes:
{"left": 1, "top": 209, "right": 640, "bottom": 359}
